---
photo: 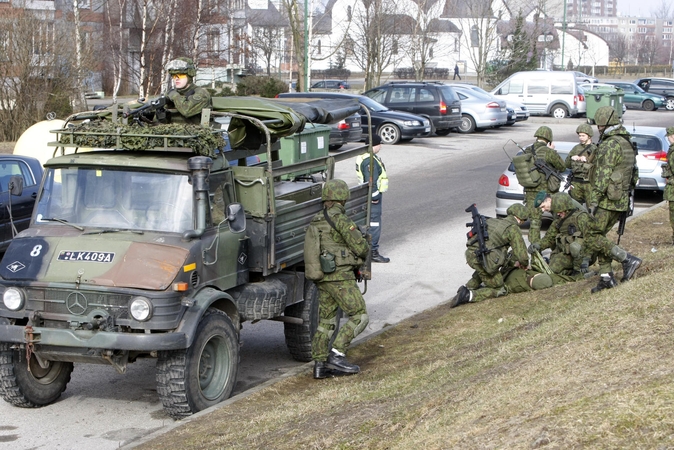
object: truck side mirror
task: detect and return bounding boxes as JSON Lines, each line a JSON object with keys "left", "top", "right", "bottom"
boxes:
{"left": 226, "top": 203, "right": 246, "bottom": 233}
{"left": 8, "top": 176, "right": 23, "bottom": 196}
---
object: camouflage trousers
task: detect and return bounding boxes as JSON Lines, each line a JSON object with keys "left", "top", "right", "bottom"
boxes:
{"left": 311, "top": 280, "right": 368, "bottom": 361}
{"left": 670, "top": 201, "right": 674, "bottom": 242}
{"left": 585, "top": 207, "right": 622, "bottom": 273}
{"left": 524, "top": 190, "right": 544, "bottom": 244}
{"left": 548, "top": 251, "right": 575, "bottom": 275}
{"left": 569, "top": 181, "right": 592, "bottom": 208}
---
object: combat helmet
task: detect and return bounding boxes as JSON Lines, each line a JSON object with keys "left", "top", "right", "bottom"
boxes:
{"left": 506, "top": 203, "right": 528, "bottom": 221}
{"left": 322, "top": 179, "right": 350, "bottom": 202}
{"left": 166, "top": 57, "right": 197, "bottom": 78}
{"left": 576, "top": 123, "right": 594, "bottom": 137}
{"left": 594, "top": 106, "right": 620, "bottom": 126}
{"left": 550, "top": 193, "right": 575, "bottom": 213}
{"left": 534, "top": 126, "right": 553, "bottom": 142}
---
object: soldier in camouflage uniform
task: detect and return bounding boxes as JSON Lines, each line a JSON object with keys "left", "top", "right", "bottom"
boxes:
{"left": 663, "top": 127, "right": 674, "bottom": 244}
{"left": 531, "top": 192, "right": 594, "bottom": 278}
{"left": 305, "top": 179, "right": 370, "bottom": 379}
{"left": 519, "top": 126, "right": 566, "bottom": 245}
{"left": 566, "top": 123, "right": 597, "bottom": 207}
{"left": 165, "top": 57, "right": 211, "bottom": 124}
{"left": 588, "top": 106, "right": 642, "bottom": 292}
{"left": 452, "top": 203, "right": 529, "bottom": 306}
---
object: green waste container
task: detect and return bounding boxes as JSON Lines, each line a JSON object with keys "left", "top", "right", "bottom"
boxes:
{"left": 276, "top": 123, "right": 331, "bottom": 179}
{"left": 585, "top": 87, "right": 624, "bottom": 123}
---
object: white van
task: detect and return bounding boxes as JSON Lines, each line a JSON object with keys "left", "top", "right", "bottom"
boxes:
{"left": 491, "top": 71, "right": 582, "bottom": 118}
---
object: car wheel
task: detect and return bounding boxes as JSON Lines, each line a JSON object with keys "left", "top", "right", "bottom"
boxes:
{"left": 434, "top": 128, "right": 451, "bottom": 136}
{"left": 458, "top": 114, "right": 476, "bottom": 133}
{"left": 378, "top": 123, "right": 401, "bottom": 144}
{"left": 643, "top": 99, "right": 656, "bottom": 111}
{"left": 666, "top": 98, "right": 674, "bottom": 111}
{"left": 551, "top": 104, "right": 568, "bottom": 119}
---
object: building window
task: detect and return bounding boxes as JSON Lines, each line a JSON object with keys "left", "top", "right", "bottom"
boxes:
{"left": 207, "top": 30, "right": 220, "bottom": 53}
{"left": 317, "top": 39, "right": 321, "bottom": 55}
{"left": 638, "top": 27, "right": 647, "bottom": 33}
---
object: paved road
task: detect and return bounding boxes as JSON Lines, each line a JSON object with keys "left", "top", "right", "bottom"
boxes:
{"left": 0, "top": 110, "right": 667, "bottom": 449}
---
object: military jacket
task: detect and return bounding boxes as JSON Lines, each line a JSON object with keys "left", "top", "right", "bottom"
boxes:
{"left": 566, "top": 143, "right": 596, "bottom": 181}
{"left": 523, "top": 141, "right": 566, "bottom": 193}
{"left": 665, "top": 143, "right": 674, "bottom": 201}
{"left": 309, "top": 203, "right": 369, "bottom": 282}
{"left": 591, "top": 126, "right": 637, "bottom": 212}
{"left": 468, "top": 216, "right": 529, "bottom": 268}
{"left": 539, "top": 208, "right": 594, "bottom": 255}
{"left": 167, "top": 82, "right": 212, "bottom": 122}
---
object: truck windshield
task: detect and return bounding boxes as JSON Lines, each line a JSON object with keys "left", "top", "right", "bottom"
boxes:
{"left": 35, "top": 167, "right": 193, "bottom": 233}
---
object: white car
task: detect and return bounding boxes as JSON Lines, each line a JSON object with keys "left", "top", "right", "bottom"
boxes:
{"left": 461, "top": 84, "right": 530, "bottom": 122}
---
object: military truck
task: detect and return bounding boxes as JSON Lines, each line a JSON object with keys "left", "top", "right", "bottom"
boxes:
{"left": 0, "top": 100, "right": 371, "bottom": 419}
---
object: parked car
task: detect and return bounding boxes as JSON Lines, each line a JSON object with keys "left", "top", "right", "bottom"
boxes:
{"left": 451, "top": 85, "right": 508, "bottom": 133}
{"left": 459, "top": 84, "right": 530, "bottom": 122}
{"left": 607, "top": 81, "right": 666, "bottom": 111}
{"left": 310, "top": 79, "right": 350, "bottom": 90}
{"left": 361, "top": 81, "right": 462, "bottom": 136}
{"left": 634, "top": 77, "right": 674, "bottom": 111}
{"left": 495, "top": 126, "right": 669, "bottom": 216}
{"left": 573, "top": 71, "right": 599, "bottom": 84}
{"left": 495, "top": 145, "right": 572, "bottom": 218}
{"left": 276, "top": 92, "right": 431, "bottom": 144}
{"left": 491, "top": 70, "right": 583, "bottom": 118}
{"left": 505, "top": 107, "right": 517, "bottom": 126}
{"left": 0, "top": 155, "right": 43, "bottom": 252}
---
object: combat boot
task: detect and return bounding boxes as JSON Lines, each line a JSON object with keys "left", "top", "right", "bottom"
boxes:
{"left": 450, "top": 285, "right": 473, "bottom": 308}
{"left": 326, "top": 350, "right": 360, "bottom": 374}
{"left": 620, "top": 254, "right": 642, "bottom": 282}
{"left": 591, "top": 273, "right": 618, "bottom": 294}
{"left": 371, "top": 250, "right": 390, "bottom": 263}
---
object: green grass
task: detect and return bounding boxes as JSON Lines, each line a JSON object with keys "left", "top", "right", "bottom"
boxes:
{"left": 137, "top": 204, "right": 674, "bottom": 450}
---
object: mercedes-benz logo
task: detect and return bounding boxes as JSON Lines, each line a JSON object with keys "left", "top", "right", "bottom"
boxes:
{"left": 66, "top": 292, "right": 88, "bottom": 315}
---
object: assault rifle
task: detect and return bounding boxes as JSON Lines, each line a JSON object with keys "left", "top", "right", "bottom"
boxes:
{"left": 123, "top": 96, "right": 168, "bottom": 124}
{"left": 465, "top": 204, "right": 490, "bottom": 268}
{"left": 616, "top": 191, "right": 635, "bottom": 245}
{"left": 533, "top": 159, "right": 565, "bottom": 184}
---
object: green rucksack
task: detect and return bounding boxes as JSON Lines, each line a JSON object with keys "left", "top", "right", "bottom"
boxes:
{"left": 513, "top": 149, "right": 542, "bottom": 188}
{"left": 304, "top": 222, "right": 325, "bottom": 281}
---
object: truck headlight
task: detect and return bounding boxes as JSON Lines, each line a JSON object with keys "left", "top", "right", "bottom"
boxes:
{"left": 3, "top": 288, "right": 25, "bottom": 311}
{"left": 129, "top": 297, "right": 152, "bottom": 321}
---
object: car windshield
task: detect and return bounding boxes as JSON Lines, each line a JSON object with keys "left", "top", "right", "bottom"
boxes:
{"left": 35, "top": 167, "right": 193, "bottom": 233}
{"left": 358, "top": 96, "right": 388, "bottom": 112}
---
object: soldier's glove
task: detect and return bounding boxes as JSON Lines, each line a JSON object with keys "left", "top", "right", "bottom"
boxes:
{"left": 166, "top": 89, "right": 179, "bottom": 102}
{"left": 580, "top": 258, "right": 590, "bottom": 274}
{"left": 527, "top": 243, "right": 541, "bottom": 254}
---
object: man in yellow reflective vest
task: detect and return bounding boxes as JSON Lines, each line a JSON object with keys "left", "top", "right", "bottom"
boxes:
{"left": 356, "top": 134, "right": 390, "bottom": 263}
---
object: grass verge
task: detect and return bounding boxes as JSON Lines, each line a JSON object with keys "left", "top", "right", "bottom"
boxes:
{"left": 138, "top": 204, "right": 674, "bottom": 450}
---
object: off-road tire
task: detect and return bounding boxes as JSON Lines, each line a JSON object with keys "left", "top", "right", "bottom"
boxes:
{"left": 0, "top": 342, "right": 73, "bottom": 407}
{"left": 284, "top": 280, "right": 319, "bottom": 362}
{"left": 156, "top": 309, "right": 239, "bottom": 419}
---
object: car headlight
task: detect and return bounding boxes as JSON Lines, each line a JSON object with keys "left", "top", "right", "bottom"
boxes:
{"left": 129, "top": 297, "right": 152, "bottom": 321}
{"left": 3, "top": 288, "right": 25, "bottom": 311}
{"left": 403, "top": 120, "right": 422, "bottom": 126}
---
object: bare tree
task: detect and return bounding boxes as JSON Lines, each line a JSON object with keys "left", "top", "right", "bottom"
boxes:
{"left": 401, "top": 0, "right": 445, "bottom": 81}
{"left": 282, "top": 0, "right": 308, "bottom": 91}
{"left": 349, "top": 0, "right": 401, "bottom": 90}
{"left": 653, "top": 0, "right": 672, "bottom": 19}
{"left": 251, "top": 24, "right": 285, "bottom": 76}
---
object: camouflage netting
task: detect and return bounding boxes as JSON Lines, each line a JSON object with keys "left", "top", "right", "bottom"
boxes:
{"left": 57, "top": 120, "right": 226, "bottom": 156}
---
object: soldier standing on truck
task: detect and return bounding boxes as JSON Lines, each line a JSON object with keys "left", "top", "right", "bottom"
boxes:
{"left": 513, "top": 126, "right": 566, "bottom": 245}
{"left": 566, "top": 123, "right": 597, "bottom": 208}
{"left": 304, "top": 179, "right": 370, "bottom": 379}
{"left": 165, "top": 57, "right": 211, "bottom": 123}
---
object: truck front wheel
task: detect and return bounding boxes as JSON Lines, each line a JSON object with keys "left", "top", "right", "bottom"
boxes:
{"left": 156, "top": 309, "right": 239, "bottom": 419}
{"left": 0, "top": 343, "right": 73, "bottom": 407}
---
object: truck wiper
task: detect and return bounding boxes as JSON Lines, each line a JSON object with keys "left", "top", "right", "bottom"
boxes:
{"left": 82, "top": 228, "right": 144, "bottom": 235}
{"left": 40, "top": 217, "right": 84, "bottom": 231}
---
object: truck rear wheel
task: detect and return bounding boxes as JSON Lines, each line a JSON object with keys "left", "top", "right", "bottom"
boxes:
{"left": 284, "top": 280, "right": 342, "bottom": 362}
{"left": 0, "top": 343, "right": 73, "bottom": 407}
{"left": 156, "top": 309, "right": 239, "bottom": 419}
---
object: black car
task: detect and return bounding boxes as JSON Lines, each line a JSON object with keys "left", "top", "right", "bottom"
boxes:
{"left": 277, "top": 92, "right": 431, "bottom": 144}
{"left": 634, "top": 77, "right": 674, "bottom": 111}
{"left": 0, "top": 155, "right": 43, "bottom": 252}
{"left": 310, "top": 79, "right": 350, "bottom": 90}
{"left": 361, "top": 81, "right": 462, "bottom": 136}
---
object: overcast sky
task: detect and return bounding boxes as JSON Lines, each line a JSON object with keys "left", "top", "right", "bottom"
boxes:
{"left": 618, "top": 0, "right": 669, "bottom": 17}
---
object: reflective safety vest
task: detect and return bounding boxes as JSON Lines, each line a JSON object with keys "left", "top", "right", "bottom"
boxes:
{"left": 356, "top": 153, "right": 389, "bottom": 194}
